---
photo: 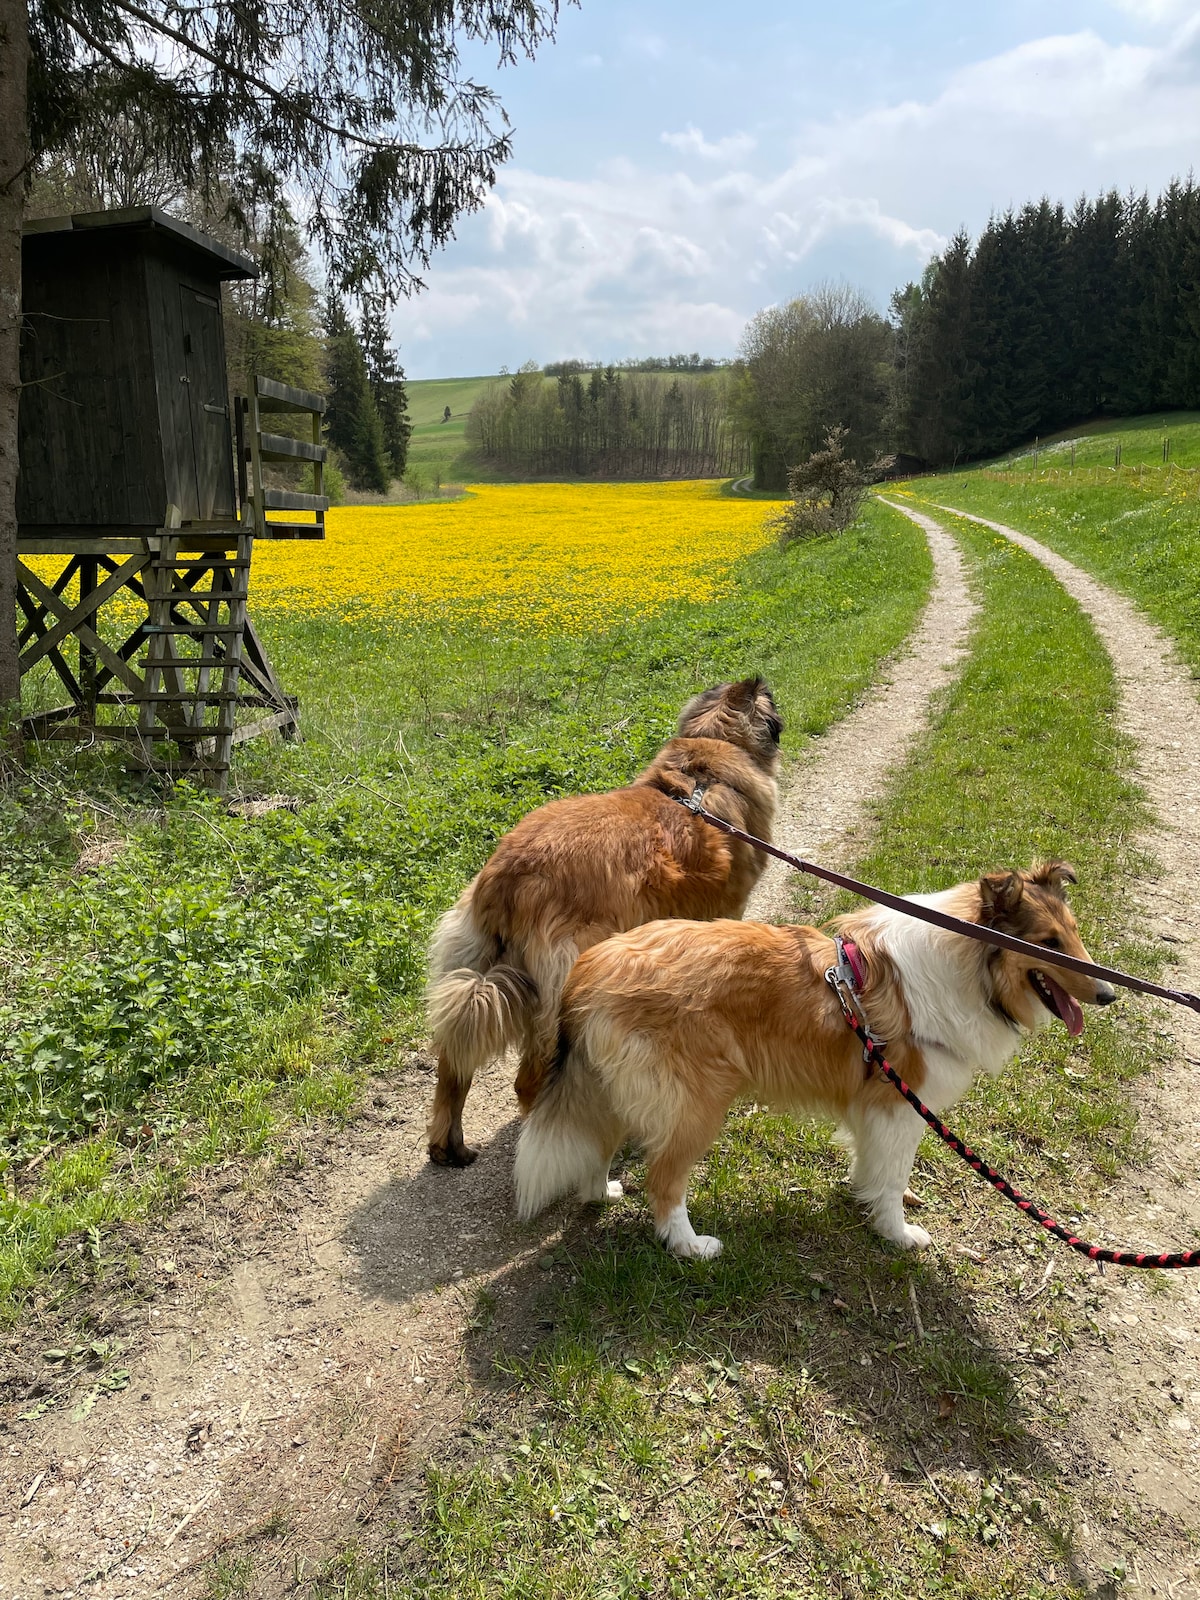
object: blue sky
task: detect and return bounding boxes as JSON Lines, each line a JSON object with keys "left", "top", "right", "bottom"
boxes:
{"left": 396, "top": 0, "right": 1200, "bottom": 378}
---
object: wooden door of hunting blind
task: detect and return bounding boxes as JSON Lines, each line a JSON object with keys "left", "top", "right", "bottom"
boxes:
{"left": 179, "top": 286, "right": 234, "bottom": 521}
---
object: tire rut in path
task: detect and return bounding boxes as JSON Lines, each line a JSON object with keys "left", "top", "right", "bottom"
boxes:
{"left": 935, "top": 501, "right": 1200, "bottom": 1595}
{"left": 748, "top": 505, "right": 973, "bottom": 921}
{"left": 0, "top": 508, "right": 971, "bottom": 1599}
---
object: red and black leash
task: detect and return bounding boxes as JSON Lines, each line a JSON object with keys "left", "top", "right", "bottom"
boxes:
{"left": 673, "top": 790, "right": 1200, "bottom": 1015}
{"left": 826, "top": 938, "right": 1200, "bottom": 1270}
{"left": 675, "top": 792, "right": 1200, "bottom": 1270}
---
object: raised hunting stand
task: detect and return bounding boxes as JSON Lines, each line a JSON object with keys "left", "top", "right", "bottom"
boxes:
{"left": 17, "top": 207, "right": 328, "bottom": 791}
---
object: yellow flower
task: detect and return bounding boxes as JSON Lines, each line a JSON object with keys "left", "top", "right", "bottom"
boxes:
{"left": 248, "top": 481, "right": 773, "bottom": 633}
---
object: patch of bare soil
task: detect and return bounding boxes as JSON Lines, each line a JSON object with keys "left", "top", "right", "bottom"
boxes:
{"left": 749, "top": 505, "right": 974, "bottom": 922}
{"left": 0, "top": 1068, "right": 551, "bottom": 1598}
{"left": 935, "top": 502, "right": 1200, "bottom": 1599}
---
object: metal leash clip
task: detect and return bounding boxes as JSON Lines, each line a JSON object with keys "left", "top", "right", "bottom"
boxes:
{"left": 683, "top": 782, "right": 708, "bottom": 814}
{"left": 825, "top": 935, "right": 886, "bottom": 1069}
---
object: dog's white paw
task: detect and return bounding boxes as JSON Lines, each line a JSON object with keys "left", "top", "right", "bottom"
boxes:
{"left": 672, "top": 1234, "right": 723, "bottom": 1260}
{"left": 605, "top": 1179, "right": 624, "bottom": 1201}
{"left": 900, "top": 1222, "right": 932, "bottom": 1250}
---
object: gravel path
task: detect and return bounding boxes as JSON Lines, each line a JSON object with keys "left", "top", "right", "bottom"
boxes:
{"left": 748, "top": 502, "right": 973, "bottom": 921}
{"left": 0, "top": 508, "right": 966, "bottom": 1600}
{"left": 19, "top": 497, "right": 1195, "bottom": 1597}
{"left": 935, "top": 501, "right": 1200, "bottom": 1596}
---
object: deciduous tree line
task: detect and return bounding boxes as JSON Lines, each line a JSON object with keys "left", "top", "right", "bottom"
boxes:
{"left": 469, "top": 363, "right": 748, "bottom": 478}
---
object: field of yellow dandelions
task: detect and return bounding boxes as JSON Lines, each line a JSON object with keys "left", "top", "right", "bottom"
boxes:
{"left": 249, "top": 481, "right": 773, "bottom": 634}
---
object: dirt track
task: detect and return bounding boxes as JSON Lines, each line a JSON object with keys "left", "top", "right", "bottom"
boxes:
{"left": 4, "top": 498, "right": 1200, "bottom": 1597}
{"left": 748, "top": 506, "right": 973, "bottom": 921}
{"left": 927, "top": 500, "right": 1200, "bottom": 1599}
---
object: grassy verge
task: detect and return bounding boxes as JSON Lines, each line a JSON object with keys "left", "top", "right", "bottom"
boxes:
{"left": 914, "top": 423, "right": 1200, "bottom": 677}
{"left": 0, "top": 499, "right": 930, "bottom": 1315}
{"left": 310, "top": 508, "right": 1170, "bottom": 1599}
{"left": 982, "top": 411, "right": 1200, "bottom": 472}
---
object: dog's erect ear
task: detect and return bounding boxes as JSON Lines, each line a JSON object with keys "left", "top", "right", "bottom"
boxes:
{"left": 758, "top": 683, "right": 784, "bottom": 744}
{"left": 1029, "top": 859, "right": 1077, "bottom": 897}
{"left": 979, "top": 870, "right": 1025, "bottom": 922}
{"left": 728, "top": 677, "right": 760, "bottom": 712}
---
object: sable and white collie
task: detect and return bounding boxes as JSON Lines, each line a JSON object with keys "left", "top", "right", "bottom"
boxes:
{"left": 514, "top": 862, "right": 1116, "bottom": 1257}
{"left": 425, "top": 678, "right": 782, "bottom": 1168}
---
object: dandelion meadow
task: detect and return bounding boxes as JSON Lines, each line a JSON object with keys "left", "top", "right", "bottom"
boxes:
{"left": 249, "top": 481, "right": 774, "bottom": 631}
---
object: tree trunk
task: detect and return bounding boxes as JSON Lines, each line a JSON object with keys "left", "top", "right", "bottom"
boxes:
{"left": 0, "top": 0, "right": 28, "bottom": 750}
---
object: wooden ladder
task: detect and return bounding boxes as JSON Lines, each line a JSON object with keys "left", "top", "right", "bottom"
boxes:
{"left": 137, "top": 508, "right": 253, "bottom": 788}
{"left": 237, "top": 376, "right": 328, "bottom": 540}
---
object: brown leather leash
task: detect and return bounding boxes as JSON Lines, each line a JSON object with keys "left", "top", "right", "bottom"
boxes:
{"left": 674, "top": 790, "right": 1200, "bottom": 1269}
{"left": 673, "top": 789, "right": 1200, "bottom": 1014}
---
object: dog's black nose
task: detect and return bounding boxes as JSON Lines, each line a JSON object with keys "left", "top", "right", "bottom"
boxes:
{"left": 1094, "top": 982, "right": 1117, "bottom": 1006}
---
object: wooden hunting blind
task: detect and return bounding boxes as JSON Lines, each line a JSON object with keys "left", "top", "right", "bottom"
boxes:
{"left": 17, "top": 207, "right": 329, "bottom": 788}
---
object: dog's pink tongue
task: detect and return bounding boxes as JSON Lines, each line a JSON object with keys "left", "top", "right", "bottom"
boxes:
{"left": 1045, "top": 974, "right": 1084, "bottom": 1036}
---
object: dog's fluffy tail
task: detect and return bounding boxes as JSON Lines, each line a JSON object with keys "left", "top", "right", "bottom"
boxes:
{"left": 427, "top": 965, "right": 535, "bottom": 1078}
{"left": 514, "top": 1029, "right": 621, "bottom": 1219}
{"left": 427, "top": 900, "right": 536, "bottom": 1079}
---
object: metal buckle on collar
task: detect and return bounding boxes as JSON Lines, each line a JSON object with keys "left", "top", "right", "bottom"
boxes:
{"left": 825, "top": 935, "right": 886, "bottom": 1072}
{"left": 829, "top": 935, "right": 860, "bottom": 994}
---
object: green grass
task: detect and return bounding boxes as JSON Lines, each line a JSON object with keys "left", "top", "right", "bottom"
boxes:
{"left": 904, "top": 446, "right": 1200, "bottom": 685}
{"left": 276, "top": 503, "right": 1169, "bottom": 1597}
{"left": 404, "top": 374, "right": 507, "bottom": 486}
{"left": 982, "top": 410, "right": 1200, "bottom": 472}
{"left": 406, "top": 375, "right": 503, "bottom": 428}
{"left": 0, "top": 498, "right": 931, "bottom": 1312}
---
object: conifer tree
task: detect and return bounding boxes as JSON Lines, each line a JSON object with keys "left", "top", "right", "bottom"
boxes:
{"left": 325, "top": 297, "right": 390, "bottom": 494}
{"left": 360, "top": 301, "right": 411, "bottom": 480}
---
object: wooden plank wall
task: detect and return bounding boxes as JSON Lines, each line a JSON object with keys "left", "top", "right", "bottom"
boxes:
{"left": 19, "top": 231, "right": 240, "bottom": 530}
{"left": 18, "top": 234, "right": 167, "bottom": 527}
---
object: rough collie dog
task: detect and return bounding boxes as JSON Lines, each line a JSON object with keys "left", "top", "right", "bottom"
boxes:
{"left": 515, "top": 862, "right": 1115, "bottom": 1256}
{"left": 425, "top": 678, "right": 782, "bottom": 1168}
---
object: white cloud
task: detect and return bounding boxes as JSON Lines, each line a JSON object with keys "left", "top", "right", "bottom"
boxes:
{"left": 661, "top": 124, "right": 758, "bottom": 162}
{"left": 403, "top": 20, "right": 1200, "bottom": 375}
{"left": 761, "top": 197, "right": 946, "bottom": 266}
{"left": 1108, "top": 0, "right": 1198, "bottom": 20}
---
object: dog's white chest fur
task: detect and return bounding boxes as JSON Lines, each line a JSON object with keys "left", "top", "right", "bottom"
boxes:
{"left": 870, "top": 891, "right": 1026, "bottom": 1102}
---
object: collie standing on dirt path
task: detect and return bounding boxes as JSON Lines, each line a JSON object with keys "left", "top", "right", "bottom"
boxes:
{"left": 515, "top": 863, "right": 1114, "bottom": 1257}
{"left": 425, "top": 678, "right": 782, "bottom": 1167}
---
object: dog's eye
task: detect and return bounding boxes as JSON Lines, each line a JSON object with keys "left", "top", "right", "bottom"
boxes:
{"left": 1042, "top": 935, "right": 1062, "bottom": 950}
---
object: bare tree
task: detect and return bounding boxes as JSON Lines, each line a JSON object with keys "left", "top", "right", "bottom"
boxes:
{"left": 769, "top": 426, "right": 867, "bottom": 546}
